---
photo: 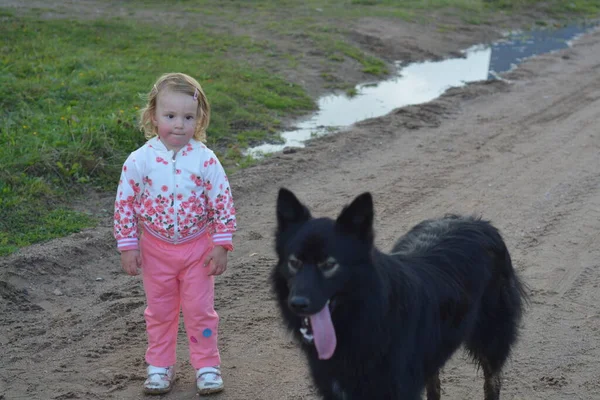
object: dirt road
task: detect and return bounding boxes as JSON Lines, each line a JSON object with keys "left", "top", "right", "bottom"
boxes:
{"left": 2, "top": 13, "right": 600, "bottom": 400}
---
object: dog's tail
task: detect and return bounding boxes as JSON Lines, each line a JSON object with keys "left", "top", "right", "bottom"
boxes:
{"left": 469, "top": 216, "right": 530, "bottom": 321}
{"left": 505, "top": 245, "right": 530, "bottom": 302}
{"left": 491, "top": 225, "right": 530, "bottom": 318}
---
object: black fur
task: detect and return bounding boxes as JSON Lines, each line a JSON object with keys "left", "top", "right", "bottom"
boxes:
{"left": 271, "top": 188, "right": 527, "bottom": 400}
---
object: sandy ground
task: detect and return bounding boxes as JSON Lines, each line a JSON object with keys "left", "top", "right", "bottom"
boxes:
{"left": 2, "top": 2, "right": 600, "bottom": 399}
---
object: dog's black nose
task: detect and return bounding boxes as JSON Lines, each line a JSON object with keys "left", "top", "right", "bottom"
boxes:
{"left": 289, "top": 296, "right": 310, "bottom": 312}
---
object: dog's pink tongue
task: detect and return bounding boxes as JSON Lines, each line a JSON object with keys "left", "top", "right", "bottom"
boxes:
{"left": 309, "top": 305, "right": 336, "bottom": 360}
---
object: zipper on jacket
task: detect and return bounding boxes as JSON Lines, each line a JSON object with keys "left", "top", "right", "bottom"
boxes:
{"left": 171, "top": 156, "right": 179, "bottom": 243}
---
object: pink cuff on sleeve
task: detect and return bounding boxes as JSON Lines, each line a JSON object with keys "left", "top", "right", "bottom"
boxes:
{"left": 117, "top": 238, "right": 139, "bottom": 252}
{"left": 212, "top": 233, "right": 233, "bottom": 252}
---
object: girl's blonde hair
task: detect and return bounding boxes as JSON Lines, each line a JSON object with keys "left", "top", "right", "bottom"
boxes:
{"left": 139, "top": 72, "right": 210, "bottom": 142}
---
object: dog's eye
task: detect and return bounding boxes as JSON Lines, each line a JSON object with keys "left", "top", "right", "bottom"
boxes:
{"left": 320, "top": 259, "right": 338, "bottom": 272}
{"left": 288, "top": 257, "right": 303, "bottom": 272}
{"left": 321, "top": 261, "right": 337, "bottom": 271}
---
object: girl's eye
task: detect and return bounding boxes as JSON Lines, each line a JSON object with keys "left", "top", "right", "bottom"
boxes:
{"left": 186, "top": 116, "right": 194, "bottom": 120}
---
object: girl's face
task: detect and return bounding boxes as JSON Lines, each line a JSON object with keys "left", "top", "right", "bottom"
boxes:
{"left": 152, "top": 89, "right": 198, "bottom": 152}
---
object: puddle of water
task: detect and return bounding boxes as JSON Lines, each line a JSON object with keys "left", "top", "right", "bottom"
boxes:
{"left": 247, "top": 22, "right": 598, "bottom": 157}
{"left": 488, "top": 22, "right": 598, "bottom": 79}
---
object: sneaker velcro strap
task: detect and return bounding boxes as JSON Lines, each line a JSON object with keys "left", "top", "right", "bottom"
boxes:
{"left": 197, "top": 366, "right": 221, "bottom": 378}
{"left": 148, "top": 366, "right": 170, "bottom": 375}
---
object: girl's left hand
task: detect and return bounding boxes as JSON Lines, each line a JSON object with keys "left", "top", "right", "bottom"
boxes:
{"left": 204, "top": 245, "right": 228, "bottom": 276}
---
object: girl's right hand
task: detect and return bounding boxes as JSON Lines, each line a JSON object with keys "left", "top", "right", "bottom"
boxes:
{"left": 121, "top": 250, "right": 141, "bottom": 276}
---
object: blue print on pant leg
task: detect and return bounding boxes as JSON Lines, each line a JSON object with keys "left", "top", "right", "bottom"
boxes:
{"left": 202, "top": 328, "right": 212, "bottom": 338}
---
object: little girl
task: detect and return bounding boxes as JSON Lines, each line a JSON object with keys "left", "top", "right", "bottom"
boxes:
{"left": 113, "top": 72, "right": 236, "bottom": 395}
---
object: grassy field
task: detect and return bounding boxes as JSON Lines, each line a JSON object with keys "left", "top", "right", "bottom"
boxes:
{"left": 1, "top": 0, "right": 599, "bottom": 256}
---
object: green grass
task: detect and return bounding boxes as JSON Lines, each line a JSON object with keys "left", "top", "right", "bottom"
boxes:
{"left": 0, "top": 14, "right": 314, "bottom": 255}
{"left": 486, "top": 0, "right": 600, "bottom": 16}
{"left": 1, "top": 0, "right": 600, "bottom": 256}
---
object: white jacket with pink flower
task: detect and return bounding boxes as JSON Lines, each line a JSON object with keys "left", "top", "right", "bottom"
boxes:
{"left": 114, "top": 137, "right": 236, "bottom": 252}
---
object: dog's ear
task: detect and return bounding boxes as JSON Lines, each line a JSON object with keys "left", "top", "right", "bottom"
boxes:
{"left": 335, "top": 192, "right": 374, "bottom": 241}
{"left": 277, "top": 188, "right": 311, "bottom": 232}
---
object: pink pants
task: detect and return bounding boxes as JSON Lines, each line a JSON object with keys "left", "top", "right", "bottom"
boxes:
{"left": 140, "top": 230, "right": 220, "bottom": 369}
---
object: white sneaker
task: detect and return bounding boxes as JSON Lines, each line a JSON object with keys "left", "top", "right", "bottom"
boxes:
{"left": 196, "top": 365, "right": 224, "bottom": 395}
{"left": 143, "top": 365, "right": 175, "bottom": 394}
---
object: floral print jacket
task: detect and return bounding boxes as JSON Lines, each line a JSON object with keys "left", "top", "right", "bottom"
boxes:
{"left": 114, "top": 137, "right": 236, "bottom": 252}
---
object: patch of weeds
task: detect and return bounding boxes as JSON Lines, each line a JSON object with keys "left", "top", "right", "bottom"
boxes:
{"left": 345, "top": 87, "right": 359, "bottom": 97}
{"left": 321, "top": 72, "right": 340, "bottom": 82}
{"left": 328, "top": 53, "right": 346, "bottom": 62}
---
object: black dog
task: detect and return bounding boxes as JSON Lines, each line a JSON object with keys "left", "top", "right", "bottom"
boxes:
{"left": 271, "top": 188, "right": 527, "bottom": 400}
